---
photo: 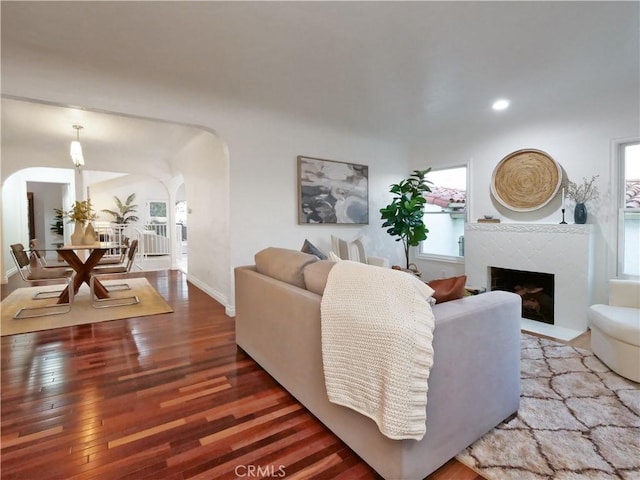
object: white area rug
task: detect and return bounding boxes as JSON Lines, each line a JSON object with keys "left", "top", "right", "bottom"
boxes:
{"left": 1, "top": 278, "right": 173, "bottom": 336}
{"left": 456, "top": 334, "right": 640, "bottom": 480}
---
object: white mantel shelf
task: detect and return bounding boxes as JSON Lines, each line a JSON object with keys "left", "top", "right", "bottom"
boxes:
{"left": 467, "top": 223, "right": 594, "bottom": 234}
{"left": 465, "top": 223, "right": 595, "bottom": 341}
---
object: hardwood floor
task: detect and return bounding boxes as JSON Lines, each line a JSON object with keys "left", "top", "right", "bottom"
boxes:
{"left": 1, "top": 271, "right": 587, "bottom": 479}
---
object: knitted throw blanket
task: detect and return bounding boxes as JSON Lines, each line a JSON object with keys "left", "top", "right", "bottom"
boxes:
{"left": 320, "top": 260, "right": 436, "bottom": 441}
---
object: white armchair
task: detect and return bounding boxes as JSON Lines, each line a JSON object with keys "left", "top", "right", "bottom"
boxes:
{"left": 588, "top": 279, "right": 640, "bottom": 382}
{"left": 330, "top": 235, "right": 390, "bottom": 268}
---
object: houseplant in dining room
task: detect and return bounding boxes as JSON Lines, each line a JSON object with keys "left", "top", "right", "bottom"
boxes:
{"left": 101, "top": 193, "right": 139, "bottom": 225}
{"left": 66, "top": 200, "right": 96, "bottom": 245}
{"left": 380, "top": 169, "right": 432, "bottom": 269}
{"left": 50, "top": 208, "right": 64, "bottom": 238}
{"left": 567, "top": 175, "right": 599, "bottom": 224}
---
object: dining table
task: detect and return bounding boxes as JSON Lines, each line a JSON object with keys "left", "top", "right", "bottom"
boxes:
{"left": 56, "top": 242, "right": 119, "bottom": 304}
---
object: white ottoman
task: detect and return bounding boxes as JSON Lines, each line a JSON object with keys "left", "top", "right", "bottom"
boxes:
{"left": 588, "top": 280, "right": 640, "bottom": 383}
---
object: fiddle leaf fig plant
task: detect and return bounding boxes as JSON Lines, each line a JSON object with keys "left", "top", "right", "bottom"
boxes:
{"left": 380, "top": 168, "right": 432, "bottom": 269}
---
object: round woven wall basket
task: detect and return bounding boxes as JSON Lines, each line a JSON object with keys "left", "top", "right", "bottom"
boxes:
{"left": 491, "top": 149, "right": 562, "bottom": 212}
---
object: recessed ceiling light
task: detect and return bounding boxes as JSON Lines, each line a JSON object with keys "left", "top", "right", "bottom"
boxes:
{"left": 492, "top": 99, "right": 510, "bottom": 111}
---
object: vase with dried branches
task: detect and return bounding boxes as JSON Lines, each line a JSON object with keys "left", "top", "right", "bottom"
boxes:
{"left": 566, "top": 175, "right": 599, "bottom": 224}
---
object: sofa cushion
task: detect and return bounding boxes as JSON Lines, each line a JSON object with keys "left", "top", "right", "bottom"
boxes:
{"left": 301, "top": 239, "right": 327, "bottom": 260}
{"left": 255, "top": 247, "right": 318, "bottom": 289}
{"left": 427, "top": 275, "right": 467, "bottom": 304}
{"left": 303, "top": 260, "right": 336, "bottom": 295}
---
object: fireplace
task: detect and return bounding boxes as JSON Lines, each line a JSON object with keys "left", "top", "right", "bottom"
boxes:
{"left": 491, "top": 267, "right": 554, "bottom": 325}
{"left": 465, "top": 223, "right": 594, "bottom": 340}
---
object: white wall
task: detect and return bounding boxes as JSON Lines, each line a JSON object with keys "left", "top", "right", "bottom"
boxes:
{"left": 89, "top": 176, "right": 168, "bottom": 225}
{"left": 174, "top": 130, "right": 231, "bottom": 309}
{"left": 410, "top": 103, "right": 639, "bottom": 303}
{"left": 1, "top": 168, "right": 74, "bottom": 280}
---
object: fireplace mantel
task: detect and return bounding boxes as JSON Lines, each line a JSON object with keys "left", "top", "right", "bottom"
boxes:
{"left": 465, "top": 223, "right": 595, "bottom": 341}
{"left": 466, "top": 223, "right": 593, "bottom": 234}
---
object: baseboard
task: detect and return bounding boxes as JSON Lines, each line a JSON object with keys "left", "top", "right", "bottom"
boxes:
{"left": 3, "top": 267, "right": 18, "bottom": 284}
{"left": 185, "top": 273, "right": 233, "bottom": 316}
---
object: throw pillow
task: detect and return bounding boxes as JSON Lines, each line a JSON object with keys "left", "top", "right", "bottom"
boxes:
{"left": 328, "top": 251, "right": 342, "bottom": 263}
{"left": 426, "top": 275, "right": 467, "bottom": 304}
{"left": 330, "top": 235, "right": 367, "bottom": 263}
{"left": 300, "top": 239, "right": 327, "bottom": 260}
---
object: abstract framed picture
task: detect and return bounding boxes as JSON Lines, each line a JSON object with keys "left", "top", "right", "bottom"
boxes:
{"left": 297, "top": 156, "right": 369, "bottom": 224}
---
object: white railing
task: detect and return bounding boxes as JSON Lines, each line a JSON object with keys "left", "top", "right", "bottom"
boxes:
{"left": 93, "top": 222, "right": 186, "bottom": 269}
{"left": 137, "top": 224, "right": 171, "bottom": 258}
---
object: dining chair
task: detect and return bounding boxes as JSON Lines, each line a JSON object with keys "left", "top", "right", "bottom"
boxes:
{"left": 89, "top": 239, "right": 140, "bottom": 308}
{"left": 9, "top": 243, "right": 75, "bottom": 318}
{"left": 97, "top": 236, "right": 130, "bottom": 266}
{"left": 29, "top": 239, "right": 70, "bottom": 268}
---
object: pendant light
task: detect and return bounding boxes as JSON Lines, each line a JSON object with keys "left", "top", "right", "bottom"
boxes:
{"left": 70, "top": 124, "right": 85, "bottom": 168}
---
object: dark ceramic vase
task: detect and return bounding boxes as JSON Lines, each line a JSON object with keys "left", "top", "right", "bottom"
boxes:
{"left": 574, "top": 202, "right": 587, "bottom": 224}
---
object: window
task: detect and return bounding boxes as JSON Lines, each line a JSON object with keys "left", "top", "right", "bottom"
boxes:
{"left": 418, "top": 165, "right": 467, "bottom": 261}
{"left": 618, "top": 142, "right": 640, "bottom": 277}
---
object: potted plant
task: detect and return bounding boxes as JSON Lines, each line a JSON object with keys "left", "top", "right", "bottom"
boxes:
{"left": 101, "top": 193, "right": 139, "bottom": 224}
{"left": 380, "top": 169, "right": 433, "bottom": 269}
{"left": 66, "top": 200, "right": 96, "bottom": 245}
{"left": 50, "top": 208, "right": 64, "bottom": 237}
{"left": 566, "top": 175, "right": 599, "bottom": 224}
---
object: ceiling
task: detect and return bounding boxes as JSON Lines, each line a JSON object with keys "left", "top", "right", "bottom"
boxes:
{"left": 1, "top": 96, "right": 205, "bottom": 179}
{"left": 1, "top": 1, "right": 638, "bottom": 163}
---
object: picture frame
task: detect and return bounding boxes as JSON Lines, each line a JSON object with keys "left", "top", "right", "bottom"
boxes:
{"left": 297, "top": 156, "right": 369, "bottom": 224}
{"left": 147, "top": 200, "right": 168, "bottom": 224}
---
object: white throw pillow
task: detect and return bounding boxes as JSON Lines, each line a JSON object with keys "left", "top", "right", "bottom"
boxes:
{"left": 328, "top": 251, "right": 342, "bottom": 263}
{"left": 330, "top": 235, "right": 367, "bottom": 263}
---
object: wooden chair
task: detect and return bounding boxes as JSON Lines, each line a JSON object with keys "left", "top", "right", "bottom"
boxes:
{"left": 9, "top": 243, "right": 74, "bottom": 318}
{"left": 89, "top": 239, "right": 139, "bottom": 308}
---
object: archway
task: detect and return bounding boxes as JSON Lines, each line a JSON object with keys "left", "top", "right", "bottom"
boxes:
{"left": 1, "top": 97, "right": 231, "bottom": 308}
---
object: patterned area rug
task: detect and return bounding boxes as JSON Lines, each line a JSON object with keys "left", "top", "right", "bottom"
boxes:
{"left": 456, "top": 334, "right": 640, "bottom": 479}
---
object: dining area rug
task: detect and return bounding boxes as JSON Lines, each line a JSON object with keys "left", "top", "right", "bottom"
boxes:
{"left": 1, "top": 278, "right": 173, "bottom": 336}
{"left": 456, "top": 334, "right": 640, "bottom": 479}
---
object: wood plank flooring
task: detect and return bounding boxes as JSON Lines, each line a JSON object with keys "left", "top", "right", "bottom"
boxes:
{"left": 1, "top": 270, "right": 588, "bottom": 479}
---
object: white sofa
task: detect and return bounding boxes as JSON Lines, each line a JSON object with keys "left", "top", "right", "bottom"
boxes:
{"left": 588, "top": 279, "right": 640, "bottom": 382}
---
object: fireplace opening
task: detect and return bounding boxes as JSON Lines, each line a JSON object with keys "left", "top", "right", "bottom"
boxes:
{"left": 490, "top": 267, "right": 554, "bottom": 324}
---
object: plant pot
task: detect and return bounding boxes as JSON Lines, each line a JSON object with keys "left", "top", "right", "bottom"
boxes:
{"left": 84, "top": 222, "right": 97, "bottom": 244}
{"left": 71, "top": 222, "right": 85, "bottom": 245}
{"left": 574, "top": 202, "right": 587, "bottom": 224}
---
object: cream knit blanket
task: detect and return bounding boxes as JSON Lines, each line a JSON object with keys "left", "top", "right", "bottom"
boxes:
{"left": 320, "top": 260, "right": 436, "bottom": 441}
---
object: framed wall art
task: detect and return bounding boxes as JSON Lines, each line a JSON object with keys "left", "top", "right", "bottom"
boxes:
{"left": 297, "top": 156, "right": 369, "bottom": 224}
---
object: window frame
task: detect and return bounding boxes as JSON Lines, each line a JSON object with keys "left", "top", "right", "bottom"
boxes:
{"left": 615, "top": 139, "right": 640, "bottom": 279}
{"left": 416, "top": 162, "right": 470, "bottom": 264}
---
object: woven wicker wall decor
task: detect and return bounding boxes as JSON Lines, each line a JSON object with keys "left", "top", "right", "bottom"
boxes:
{"left": 491, "top": 149, "right": 562, "bottom": 212}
